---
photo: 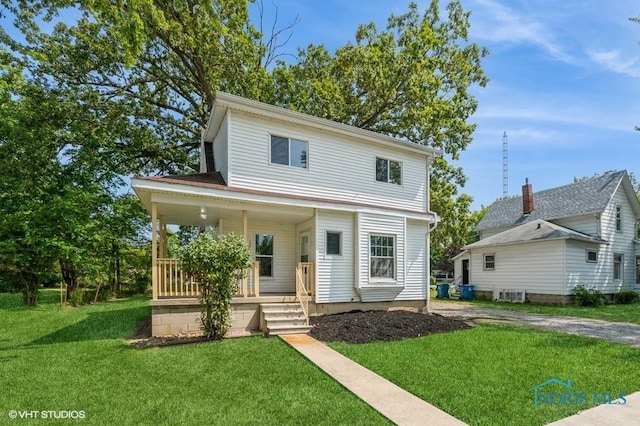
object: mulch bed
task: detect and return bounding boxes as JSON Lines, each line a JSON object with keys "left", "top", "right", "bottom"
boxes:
{"left": 309, "top": 310, "right": 472, "bottom": 344}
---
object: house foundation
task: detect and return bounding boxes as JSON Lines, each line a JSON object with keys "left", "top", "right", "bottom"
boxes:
{"left": 150, "top": 298, "right": 428, "bottom": 337}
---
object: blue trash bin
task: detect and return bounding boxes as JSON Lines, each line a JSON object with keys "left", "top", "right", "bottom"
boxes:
{"left": 460, "top": 284, "right": 474, "bottom": 300}
{"left": 436, "top": 284, "right": 450, "bottom": 299}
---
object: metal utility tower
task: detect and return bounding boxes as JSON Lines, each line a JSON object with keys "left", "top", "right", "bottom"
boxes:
{"left": 502, "top": 131, "right": 508, "bottom": 197}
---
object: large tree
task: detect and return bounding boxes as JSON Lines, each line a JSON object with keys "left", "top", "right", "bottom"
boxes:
{"left": 1, "top": 0, "right": 487, "bottom": 301}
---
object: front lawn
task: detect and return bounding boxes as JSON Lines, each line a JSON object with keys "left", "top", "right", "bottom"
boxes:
{"left": 331, "top": 325, "right": 640, "bottom": 426}
{"left": 467, "top": 299, "right": 640, "bottom": 324}
{"left": 0, "top": 290, "right": 385, "bottom": 425}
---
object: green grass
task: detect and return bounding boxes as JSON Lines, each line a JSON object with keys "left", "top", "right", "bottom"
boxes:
{"left": 0, "top": 290, "right": 386, "bottom": 425}
{"left": 465, "top": 299, "right": 640, "bottom": 324}
{"left": 330, "top": 325, "right": 640, "bottom": 426}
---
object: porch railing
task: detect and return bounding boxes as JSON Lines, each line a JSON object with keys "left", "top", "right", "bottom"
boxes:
{"left": 155, "top": 258, "right": 260, "bottom": 298}
{"left": 295, "top": 262, "right": 314, "bottom": 325}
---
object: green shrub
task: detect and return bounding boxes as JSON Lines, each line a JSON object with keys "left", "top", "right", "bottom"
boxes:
{"left": 571, "top": 285, "right": 604, "bottom": 307}
{"left": 613, "top": 290, "right": 638, "bottom": 305}
{"left": 180, "top": 232, "right": 252, "bottom": 339}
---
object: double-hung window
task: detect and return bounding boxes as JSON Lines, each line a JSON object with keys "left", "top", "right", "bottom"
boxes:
{"left": 375, "top": 157, "right": 401, "bottom": 185}
{"left": 483, "top": 254, "right": 495, "bottom": 270}
{"left": 370, "top": 235, "right": 395, "bottom": 279}
{"left": 613, "top": 253, "right": 623, "bottom": 280}
{"left": 615, "top": 206, "right": 622, "bottom": 232}
{"left": 256, "top": 234, "right": 274, "bottom": 277}
{"left": 270, "top": 135, "right": 308, "bottom": 168}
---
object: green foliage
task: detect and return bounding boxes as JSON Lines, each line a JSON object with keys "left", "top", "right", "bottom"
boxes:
{"left": 0, "top": 291, "right": 384, "bottom": 424}
{"left": 571, "top": 285, "right": 604, "bottom": 307}
{"left": 613, "top": 290, "right": 638, "bottom": 305}
{"left": 180, "top": 232, "right": 251, "bottom": 339}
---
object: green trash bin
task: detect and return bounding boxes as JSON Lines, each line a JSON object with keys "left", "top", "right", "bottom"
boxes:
{"left": 436, "top": 284, "right": 450, "bottom": 299}
{"left": 460, "top": 284, "right": 474, "bottom": 300}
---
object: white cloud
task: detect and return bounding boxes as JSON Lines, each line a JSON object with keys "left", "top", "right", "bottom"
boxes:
{"left": 467, "top": 0, "right": 572, "bottom": 62}
{"left": 588, "top": 49, "right": 640, "bottom": 78}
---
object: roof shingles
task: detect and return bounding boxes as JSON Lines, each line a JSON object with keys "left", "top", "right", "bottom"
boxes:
{"left": 477, "top": 171, "right": 626, "bottom": 232}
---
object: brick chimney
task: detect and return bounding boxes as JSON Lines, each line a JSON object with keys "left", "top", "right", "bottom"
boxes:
{"left": 522, "top": 178, "right": 534, "bottom": 215}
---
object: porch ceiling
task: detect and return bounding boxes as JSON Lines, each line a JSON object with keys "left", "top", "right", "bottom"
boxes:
{"left": 153, "top": 199, "right": 315, "bottom": 226}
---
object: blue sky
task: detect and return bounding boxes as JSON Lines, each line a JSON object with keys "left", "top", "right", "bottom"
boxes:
{"left": 254, "top": 0, "right": 640, "bottom": 209}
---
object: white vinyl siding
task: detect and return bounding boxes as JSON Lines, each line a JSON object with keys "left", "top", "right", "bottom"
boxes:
{"left": 226, "top": 110, "right": 427, "bottom": 211}
{"left": 468, "top": 240, "right": 565, "bottom": 295}
{"left": 213, "top": 111, "right": 230, "bottom": 183}
{"left": 315, "top": 210, "right": 356, "bottom": 303}
{"left": 600, "top": 189, "right": 636, "bottom": 289}
{"left": 221, "top": 219, "right": 296, "bottom": 293}
{"left": 359, "top": 213, "right": 404, "bottom": 286}
{"left": 554, "top": 215, "right": 599, "bottom": 237}
{"left": 397, "top": 219, "right": 427, "bottom": 300}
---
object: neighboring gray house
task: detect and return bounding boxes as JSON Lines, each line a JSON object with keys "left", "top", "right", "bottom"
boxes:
{"left": 454, "top": 171, "right": 640, "bottom": 303}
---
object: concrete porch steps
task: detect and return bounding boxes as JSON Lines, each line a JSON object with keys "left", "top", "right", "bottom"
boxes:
{"left": 260, "top": 303, "right": 312, "bottom": 336}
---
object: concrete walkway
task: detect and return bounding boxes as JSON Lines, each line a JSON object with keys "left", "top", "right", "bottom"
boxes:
{"left": 429, "top": 300, "right": 640, "bottom": 347}
{"left": 280, "top": 333, "right": 466, "bottom": 426}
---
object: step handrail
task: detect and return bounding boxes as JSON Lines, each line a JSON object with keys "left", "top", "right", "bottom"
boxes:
{"left": 295, "top": 267, "right": 309, "bottom": 326}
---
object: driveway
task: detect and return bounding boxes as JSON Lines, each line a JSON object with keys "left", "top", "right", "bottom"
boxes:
{"left": 429, "top": 300, "right": 640, "bottom": 347}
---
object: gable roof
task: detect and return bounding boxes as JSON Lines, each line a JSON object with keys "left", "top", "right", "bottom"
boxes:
{"left": 204, "top": 91, "right": 442, "bottom": 158}
{"left": 464, "top": 219, "right": 606, "bottom": 250}
{"left": 477, "top": 170, "right": 633, "bottom": 232}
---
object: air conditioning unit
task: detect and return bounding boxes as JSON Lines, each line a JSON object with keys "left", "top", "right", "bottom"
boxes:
{"left": 494, "top": 289, "right": 526, "bottom": 303}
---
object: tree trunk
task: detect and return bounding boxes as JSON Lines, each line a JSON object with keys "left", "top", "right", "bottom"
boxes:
{"left": 60, "top": 260, "right": 78, "bottom": 301}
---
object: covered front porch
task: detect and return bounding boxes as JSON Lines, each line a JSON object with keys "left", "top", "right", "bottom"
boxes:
{"left": 139, "top": 182, "right": 317, "bottom": 336}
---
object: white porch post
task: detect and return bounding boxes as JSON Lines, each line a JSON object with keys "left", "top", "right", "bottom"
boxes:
{"left": 151, "top": 202, "right": 158, "bottom": 300}
{"left": 242, "top": 209, "right": 248, "bottom": 297}
{"left": 159, "top": 215, "right": 166, "bottom": 258}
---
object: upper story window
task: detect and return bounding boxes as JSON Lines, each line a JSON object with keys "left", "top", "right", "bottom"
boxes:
{"left": 483, "top": 254, "right": 495, "bottom": 270}
{"left": 615, "top": 205, "right": 622, "bottom": 232}
{"left": 270, "top": 135, "right": 308, "bottom": 169}
{"left": 375, "top": 157, "right": 401, "bottom": 185}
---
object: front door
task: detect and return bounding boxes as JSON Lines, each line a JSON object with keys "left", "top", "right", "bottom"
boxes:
{"left": 462, "top": 259, "right": 470, "bottom": 284}
{"left": 636, "top": 256, "right": 640, "bottom": 288}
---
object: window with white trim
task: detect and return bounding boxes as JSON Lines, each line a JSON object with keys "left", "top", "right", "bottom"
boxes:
{"left": 255, "top": 234, "right": 274, "bottom": 277}
{"left": 270, "top": 135, "right": 308, "bottom": 168}
{"left": 586, "top": 249, "right": 598, "bottom": 263}
{"left": 483, "top": 254, "right": 495, "bottom": 270}
{"left": 326, "top": 231, "right": 342, "bottom": 256}
{"left": 375, "top": 157, "right": 401, "bottom": 185}
{"left": 370, "top": 235, "right": 395, "bottom": 279}
{"left": 615, "top": 206, "right": 622, "bottom": 232}
{"left": 613, "top": 253, "right": 623, "bottom": 280}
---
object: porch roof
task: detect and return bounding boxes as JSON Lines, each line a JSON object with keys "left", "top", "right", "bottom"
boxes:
{"left": 132, "top": 172, "right": 438, "bottom": 225}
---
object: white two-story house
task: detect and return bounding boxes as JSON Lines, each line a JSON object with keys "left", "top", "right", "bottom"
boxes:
{"left": 454, "top": 171, "right": 640, "bottom": 304}
{"left": 133, "top": 92, "right": 441, "bottom": 336}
